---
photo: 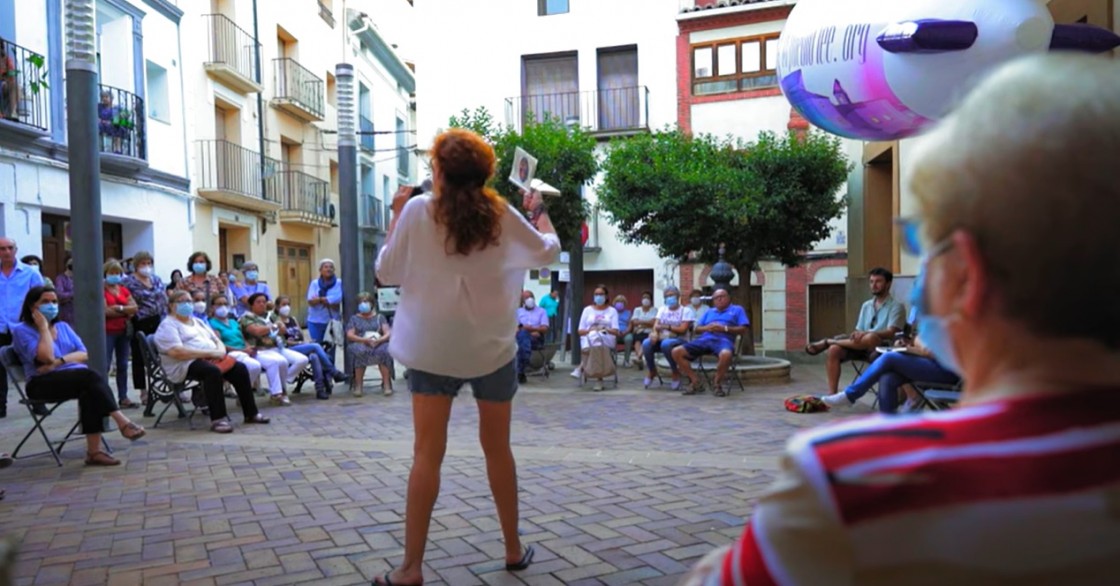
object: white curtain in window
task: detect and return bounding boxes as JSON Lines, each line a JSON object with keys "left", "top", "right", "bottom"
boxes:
{"left": 597, "top": 48, "right": 638, "bottom": 131}
{"left": 522, "top": 55, "right": 579, "bottom": 125}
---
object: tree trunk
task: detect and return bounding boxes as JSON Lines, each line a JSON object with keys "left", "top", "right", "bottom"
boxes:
{"left": 727, "top": 255, "right": 758, "bottom": 356}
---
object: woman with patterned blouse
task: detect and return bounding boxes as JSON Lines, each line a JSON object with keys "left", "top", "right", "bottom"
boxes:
{"left": 123, "top": 251, "right": 166, "bottom": 405}
{"left": 177, "top": 251, "right": 228, "bottom": 312}
{"left": 345, "top": 291, "right": 393, "bottom": 397}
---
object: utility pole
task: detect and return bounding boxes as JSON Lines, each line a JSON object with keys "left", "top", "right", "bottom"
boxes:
{"left": 64, "top": 0, "right": 106, "bottom": 376}
{"left": 565, "top": 117, "right": 584, "bottom": 366}
{"left": 336, "top": 63, "right": 358, "bottom": 377}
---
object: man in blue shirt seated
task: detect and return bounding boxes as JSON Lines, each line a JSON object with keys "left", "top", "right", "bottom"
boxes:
{"left": 516, "top": 291, "right": 549, "bottom": 384}
{"left": 672, "top": 288, "right": 749, "bottom": 397}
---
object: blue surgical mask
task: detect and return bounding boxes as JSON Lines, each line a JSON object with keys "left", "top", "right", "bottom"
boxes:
{"left": 176, "top": 302, "right": 194, "bottom": 317}
{"left": 358, "top": 302, "right": 372, "bottom": 313}
{"left": 244, "top": 270, "right": 259, "bottom": 281}
{"left": 911, "top": 262, "right": 962, "bottom": 375}
{"left": 106, "top": 274, "right": 123, "bottom": 285}
{"left": 38, "top": 302, "right": 59, "bottom": 321}
{"left": 191, "top": 262, "right": 207, "bottom": 275}
{"left": 666, "top": 296, "right": 678, "bottom": 308}
{"left": 594, "top": 295, "right": 606, "bottom": 306}
{"left": 214, "top": 306, "right": 230, "bottom": 318}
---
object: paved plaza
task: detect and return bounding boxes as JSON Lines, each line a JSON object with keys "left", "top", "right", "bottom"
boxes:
{"left": 0, "top": 360, "right": 866, "bottom": 585}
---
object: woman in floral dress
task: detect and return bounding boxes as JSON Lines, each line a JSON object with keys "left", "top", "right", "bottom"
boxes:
{"left": 345, "top": 291, "right": 393, "bottom": 397}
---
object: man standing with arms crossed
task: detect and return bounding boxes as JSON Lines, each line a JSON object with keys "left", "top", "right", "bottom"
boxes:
{"left": 0, "top": 237, "right": 44, "bottom": 418}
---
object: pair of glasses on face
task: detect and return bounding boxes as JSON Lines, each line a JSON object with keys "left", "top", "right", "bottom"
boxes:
{"left": 897, "top": 217, "right": 954, "bottom": 259}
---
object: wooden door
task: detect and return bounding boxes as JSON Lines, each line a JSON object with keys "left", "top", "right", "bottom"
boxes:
{"left": 809, "top": 284, "right": 848, "bottom": 342}
{"left": 219, "top": 228, "right": 228, "bottom": 273}
{"left": 748, "top": 285, "right": 762, "bottom": 344}
{"left": 103, "top": 222, "right": 122, "bottom": 262}
{"left": 41, "top": 215, "right": 66, "bottom": 279}
{"left": 277, "top": 243, "right": 312, "bottom": 323}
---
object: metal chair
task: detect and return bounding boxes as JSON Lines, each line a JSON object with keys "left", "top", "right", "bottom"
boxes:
{"left": 579, "top": 346, "right": 619, "bottom": 390}
{"left": 1, "top": 346, "right": 111, "bottom": 467}
{"left": 696, "top": 335, "right": 746, "bottom": 395}
{"left": 138, "top": 333, "right": 199, "bottom": 429}
{"left": 292, "top": 341, "right": 335, "bottom": 394}
{"left": 910, "top": 380, "right": 963, "bottom": 411}
{"left": 527, "top": 342, "right": 558, "bottom": 379}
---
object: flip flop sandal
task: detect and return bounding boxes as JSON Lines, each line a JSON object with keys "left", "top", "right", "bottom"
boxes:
{"left": 804, "top": 340, "right": 829, "bottom": 356}
{"left": 374, "top": 572, "right": 423, "bottom": 586}
{"left": 713, "top": 387, "right": 729, "bottom": 398}
{"left": 682, "top": 383, "right": 706, "bottom": 396}
{"left": 506, "top": 545, "right": 535, "bottom": 571}
{"left": 244, "top": 414, "right": 270, "bottom": 424}
{"left": 120, "top": 422, "right": 146, "bottom": 441}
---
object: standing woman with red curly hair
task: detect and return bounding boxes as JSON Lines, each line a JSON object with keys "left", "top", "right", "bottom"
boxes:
{"left": 375, "top": 129, "right": 560, "bottom": 585}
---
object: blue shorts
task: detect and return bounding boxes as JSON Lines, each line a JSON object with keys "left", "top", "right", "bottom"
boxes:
{"left": 407, "top": 360, "right": 518, "bottom": 402}
{"left": 682, "top": 336, "right": 735, "bottom": 358}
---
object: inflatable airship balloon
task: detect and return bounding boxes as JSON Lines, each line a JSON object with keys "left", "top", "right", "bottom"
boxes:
{"left": 777, "top": 0, "right": 1120, "bottom": 141}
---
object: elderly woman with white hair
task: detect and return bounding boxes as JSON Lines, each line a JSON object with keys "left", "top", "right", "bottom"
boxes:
{"left": 682, "top": 53, "right": 1120, "bottom": 585}
{"left": 305, "top": 258, "right": 342, "bottom": 352}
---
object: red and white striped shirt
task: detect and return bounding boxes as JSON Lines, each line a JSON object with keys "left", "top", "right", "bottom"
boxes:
{"left": 704, "top": 388, "right": 1120, "bottom": 586}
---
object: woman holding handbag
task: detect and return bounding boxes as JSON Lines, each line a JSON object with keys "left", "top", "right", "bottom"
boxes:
{"left": 153, "top": 290, "right": 269, "bottom": 433}
{"left": 306, "top": 258, "right": 343, "bottom": 353}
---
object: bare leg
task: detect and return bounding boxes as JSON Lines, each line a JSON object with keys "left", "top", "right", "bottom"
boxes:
{"left": 85, "top": 434, "right": 102, "bottom": 453}
{"left": 714, "top": 350, "right": 733, "bottom": 387}
{"left": 476, "top": 398, "right": 524, "bottom": 564}
{"left": 382, "top": 394, "right": 454, "bottom": 586}
{"left": 352, "top": 367, "right": 365, "bottom": 393}
{"left": 672, "top": 346, "right": 698, "bottom": 386}
{"left": 826, "top": 345, "right": 846, "bottom": 394}
{"left": 379, "top": 364, "right": 393, "bottom": 393}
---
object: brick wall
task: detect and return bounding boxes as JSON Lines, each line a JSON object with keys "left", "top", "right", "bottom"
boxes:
{"left": 784, "top": 258, "right": 848, "bottom": 350}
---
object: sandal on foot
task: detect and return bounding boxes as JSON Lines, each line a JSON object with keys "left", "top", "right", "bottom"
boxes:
{"left": 804, "top": 340, "right": 829, "bottom": 356}
{"left": 210, "top": 418, "right": 233, "bottom": 434}
{"left": 506, "top": 545, "right": 535, "bottom": 571}
{"left": 120, "top": 422, "right": 146, "bottom": 441}
{"left": 374, "top": 572, "right": 423, "bottom": 586}
{"left": 713, "top": 387, "right": 729, "bottom": 397}
{"left": 244, "top": 413, "right": 270, "bottom": 424}
{"left": 118, "top": 399, "right": 138, "bottom": 409}
{"left": 682, "top": 382, "right": 705, "bottom": 396}
{"left": 85, "top": 451, "right": 120, "bottom": 466}
{"left": 0, "top": 452, "right": 13, "bottom": 468}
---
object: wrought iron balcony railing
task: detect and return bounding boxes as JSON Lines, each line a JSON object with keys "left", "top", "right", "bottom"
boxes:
{"left": 362, "top": 195, "right": 385, "bottom": 231}
{"left": 273, "top": 58, "right": 324, "bottom": 120}
{"left": 196, "top": 139, "right": 282, "bottom": 205}
{"left": 504, "top": 86, "right": 650, "bottom": 135}
{"left": 278, "top": 169, "right": 331, "bottom": 220}
{"left": 0, "top": 38, "right": 50, "bottom": 132}
{"left": 98, "top": 84, "right": 146, "bottom": 160}
{"left": 359, "top": 114, "right": 374, "bottom": 152}
{"left": 203, "top": 14, "right": 261, "bottom": 91}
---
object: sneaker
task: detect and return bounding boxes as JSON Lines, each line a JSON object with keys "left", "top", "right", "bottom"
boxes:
{"left": 316, "top": 388, "right": 330, "bottom": 400}
{"left": 670, "top": 380, "right": 681, "bottom": 391}
{"left": 570, "top": 368, "right": 581, "bottom": 379}
{"left": 821, "top": 392, "right": 852, "bottom": 407}
{"left": 898, "top": 397, "right": 923, "bottom": 414}
{"left": 331, "top": 371, "right": 350, "bottom": 383}
{"left": 643, "top": 377, "right": 652, "bottom": 389}
{"left": 270, "top": 394, "right": 291, "bottom": 407}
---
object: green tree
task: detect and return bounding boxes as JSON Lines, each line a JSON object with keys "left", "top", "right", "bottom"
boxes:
{"left": 448, "top": 108, "right": 599, "bottom": 245}
{"left": 598, "top": 128, "right": 851, "bottom": 353}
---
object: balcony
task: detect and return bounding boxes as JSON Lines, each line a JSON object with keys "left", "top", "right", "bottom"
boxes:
{"left": 278, "top": 169, "right": 333, "bottom": 227}
{"left": 359, "top": 115, "right": 374, "bottom": 152}
{"left": 196, "top": 139, "right": 283, "bottom": 213}
{"left": 361, "top": 195, "right": 385, "bottom": 232}
{"left": 97, "top": 84, "right": 148, "bottom": 175}
{"left": 0, "top": 39, "right": 50, "bottom": 138}
{"left": 504, "top": 86, "right": 650, "bottom": 136}
{"left": 272, "top": 58, "right": 324, "bottom": 122}
{"left": 318, "top": 1, "right": 336, "bottom": 28}
{"left": 203, "top": 14, "right": 262, "bottom": 94}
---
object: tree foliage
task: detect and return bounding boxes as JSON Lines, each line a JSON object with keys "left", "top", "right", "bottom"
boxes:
{"left": 448, "top": 108, "right": 599, "bottom": 245}
{"left": 598, "top": 129, "right": 850, "bottom": 271}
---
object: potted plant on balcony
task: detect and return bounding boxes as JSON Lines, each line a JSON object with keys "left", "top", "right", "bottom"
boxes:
{"left": 16, "top": 53, "right": 48, "bottom": 119}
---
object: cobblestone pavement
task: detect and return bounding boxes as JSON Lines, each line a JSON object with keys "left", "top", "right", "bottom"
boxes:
{"left": 0, "top": 359, "right": 870, "bottom": 585}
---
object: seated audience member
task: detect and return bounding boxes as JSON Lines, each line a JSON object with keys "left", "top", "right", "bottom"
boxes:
{"left": 273, "top": 295, "right": 347, "bottom": 400}
{"left": 11, "top": 286, "right": 146, "bottom": 465}
{"left": 575, "top": 284, "right": 620, "bottom": 391}
{"left": 688, "top": 290, "right": 710, "bottom": 323}
{"left": 641, "top": 286, "right": 694, "bottom": 390}
{"left": 672, "top": 289, "right": 748, "bottom": 397}
{"left": 681, "top": 54, "right": 1120, "bottom": 585}
{"left": 627, "top": 291, "right": 657, "bottom": 370}
{"left": 154, "top": 291, "right": 268, "bottom": 433}
{"left": 206, "top": 294, "right": 270, "bottom": 396}
{"left": 614, "top": 295, "right": 632, "bottom": 366}
{"left": 804, "top": 267, "right": 907, "bottom": 395}
{"left": 239, "top": 293, "right": 309, "bottom": 404}
{"left": 229, "top": 260, "right": 269, "bottom": 318}
{"left": 515, "top": 290, "right": 549, "bottom": 383}
{"left": 345, "top": 291, "right": 393, "bottom": 397}
{"left": 190, "top": 290, "right": 209, "bottom": 321}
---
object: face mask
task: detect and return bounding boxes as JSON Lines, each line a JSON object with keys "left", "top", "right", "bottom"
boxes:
{"left": 911, "top": 262, "right": 962, "bottom": 375}
{"left": 106, "top": 274, "right": 123, "bottom": 285}
{"left": 691, "top": 298, "right": 702, "bottom": 306}
{"left": 614, "top": 302, "right": 625, "bottom": 311}
{"left": 358, "top": 302, "right": 373, "bottom": 314}
{"left": 244, "top": 270, "right": 259, "bottom": 281}
{"left": 214, "top": 306, "right": 230, "bottom": 318}
{"left": 137, "top": 266, "right": 152, "bottom": 277}
{"left": 27, "top": 264, "right": 40, "bottom": 274}
{"left": 38, "top": 302, "right": 59, "bottom": 321}
{"left": 193, "top": 301, "right": 207, "bottom": 314}
{"left": 666, "top": 296, "right": 678, "bottom": 308}
{"left": 641, "top": 299, "right": 651, "bottom": 308}
{"left": 191, "top": 262, "right": 207, "bottom": 275}
{"left": 594, "top": 295, "right": 606, "bottom": 306}
{"left": 176, "top": 302, "right": 194, "bottom": 317}
{"left": 524, "top": 298, "right": 536, "bottom": 309}
{"left": 278, "top": 305, "right": 291, "bottom": 317}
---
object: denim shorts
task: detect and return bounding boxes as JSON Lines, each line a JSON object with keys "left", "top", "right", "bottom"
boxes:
{"left": 682, "top": 336, "right": 735, "bottom": 358}
{"left": 407, "top": 360, "right": 518, "bottom": 402}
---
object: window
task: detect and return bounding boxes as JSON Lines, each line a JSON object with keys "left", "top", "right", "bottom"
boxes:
{"left": 596, "top": 46, "right": 639, "bottom": 131}
{"left": 327, "top": 72, "right": 337, "bottom": 107}
{"left": 396, "top": 117, "right": 409, "bottom": 178}
{"left": 538, "top": 0, "right": 569, "bottom": 16}
{"left": 691, "top": 34, "right": 780, "bottom": 96}
{"left": 522, "top": 53, "right": 579, "bottom": 126}
{"left": 145, "top": 61, "right": 170, "bottom": 123}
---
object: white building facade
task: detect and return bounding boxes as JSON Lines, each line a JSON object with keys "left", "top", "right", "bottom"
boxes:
{"left": 0, "top": 0, "right": 192, "bottom": 279}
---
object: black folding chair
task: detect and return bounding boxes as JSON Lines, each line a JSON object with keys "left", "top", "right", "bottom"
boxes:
{"left": 696, "top": 335, "right": 746, "bottom": 395}
{"left": 910, "top": 380, "right": 963, "bottom": 411}
{"left": 527, "top": 342, "right": 558, "bottom": 379}
{"left": 292, "top": 341, "right": 335, "bottom": 394}
{"left": 138, "top": 333, "right": 199, "bottom": 429}
{"left": 1, "top": 346, "right": 111, "bottom": 467}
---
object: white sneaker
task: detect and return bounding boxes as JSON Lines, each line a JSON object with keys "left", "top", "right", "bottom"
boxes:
{"left": 821, "top": 392, "right": 852, "bottom": 407}
{"left": 570, "top": 368, "right": 581, "bottom": 379}
{"left": 898, "top": 397, "right": 923, "bottom": 414}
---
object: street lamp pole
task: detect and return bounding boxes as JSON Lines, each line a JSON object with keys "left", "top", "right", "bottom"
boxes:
{"left": 336, "top": 63, "right": 358, "bottom": 377}
{"left": 564, "top": 117, "right": 584, "bottom": 367}
{"left": 64, "top": 0, "right": 107, "bottom": 376}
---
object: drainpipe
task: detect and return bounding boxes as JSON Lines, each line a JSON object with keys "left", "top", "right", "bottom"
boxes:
{"left": 252, "top": 0, "right": 268, "bottom": 234}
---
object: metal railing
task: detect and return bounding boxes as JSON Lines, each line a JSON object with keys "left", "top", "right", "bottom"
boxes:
{"left": 0, "top": 38, "right": 50, "bottom": 132}
{"left": 274, "top": 58, "right": 324, "bottom": 119}
{"left": 204, "top": 14, "right": 260, "bottom": 83}
{"left": 362, "top": 195, "right": 385, "bottom": 230}
{"left": 359, "top": 114, "right": 374, "bottom": 152}
{"left": 504, "top": 86, "right": 650, "bottom": 134}
{"left": 196, "top": 139, "right": 282, "bottom": 203}
{"left": 97, "top": 84, "right": 146, "bottom": 160}
{"left": 318, "top": 1, "right": 335, "bottom": 27}
{"left": 278, "top": 169, "right": 331, "bottom": 218}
